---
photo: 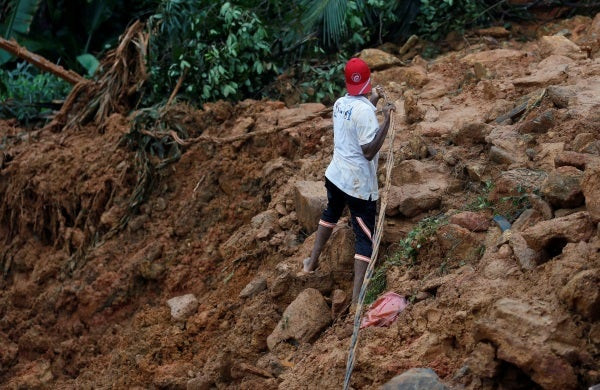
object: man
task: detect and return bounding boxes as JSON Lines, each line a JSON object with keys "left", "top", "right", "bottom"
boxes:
{"left": 303, "top": 57, "right": 396, "bottom": 304}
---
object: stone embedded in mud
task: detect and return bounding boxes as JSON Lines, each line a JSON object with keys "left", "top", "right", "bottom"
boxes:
{"left": 404, "top": 90, "right": 425, "bottom": 124}
{"left": 521, "top": 211, "right": 594, "bottom": 254}
{"left": 547, "top": 85, "right": 576, "bottom": 108}
{"left": 436, "top": 224, "right": 482, "bottom": 262}
{"left": 511, "top": 209, "right": 543, "bottom": 232}
{"left": 167, "top": 294, "right": 199, "bottom": 321}
{"left": 582, "top": 164, "right": 600, "bottom": 223}
{"left": 560, "top": 269, "right": 600, "bottom": 321}
{"left": 518, "top": 110, "right": 555, "bottom": 134}
{"left": 293, "top": 181, "right": 327, "bottom": 234}
{"left": 508, "top": 231, "right": 540, "bottom": 269}
{"left": 538, "top": 35, "right": 587, "bottom": 60}
{"left": 239, "top": 277, "right": 267, "bottom": 299}
{"left": 186, "top": 376, "right": 212, "bottom": 390}
{"left": 489, "top": 169, "right": 548, "bottom": 201}
{"left": 276, "top": 103, "right": 326, "bottom": 129}
{"left": 451, "top": 121, "right": 491, "bottom": 145}
{"left": 555, "top": 151, "right": 590, "bottom": 170}
{"left": 331, "top": 289, "right": 347, "bottom": 318}
{"left": 387, "top": 184, "right": 441, "bottom": 218}
{"left": 381, "top": 367, "right": 448, "bottom": 390}
{"left": 449, "top": 211, "right": 490, "bottom": 232}
{"left": 358, "top": 48, "right": 402, "bottom": 70}
{"left": 375, "top": 66, "right": 429, "bottom": 88}
{"left": 322, "top": 224, "right": 355, "bottom": 274}
{"left": 572, "top": 132, "right": 597, "bottom": 153}
{"left": 266, "top": 288, "right": 331, "bottom": 351}
{"left": 466, "top": 342, "right": 499, "bottom": 378}
{"left": 461, "top": 49, "right": 524, "bottom": 66}
{"left": 475, "top": 298, "right": 578, "bottom": 390}
{"left": 541, "top": 166, "right": 585, "bottom": 209}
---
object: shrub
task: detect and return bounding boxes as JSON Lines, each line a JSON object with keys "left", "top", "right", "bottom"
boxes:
{"left": 0, "top": 61, "right": 71, "bottom": 124}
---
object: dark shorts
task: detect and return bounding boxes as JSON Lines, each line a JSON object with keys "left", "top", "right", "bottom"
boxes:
{"left": 319, "top": 178, "right": 376, "bottom": 263}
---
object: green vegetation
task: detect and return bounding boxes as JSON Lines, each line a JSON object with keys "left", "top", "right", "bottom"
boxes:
{"left": 0, "top": 62, "right": 70, "bottom": 123}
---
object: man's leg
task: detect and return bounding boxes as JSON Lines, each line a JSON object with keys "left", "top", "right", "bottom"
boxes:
{"left": 348, "top": 197, "right": 377, "bottom": 303}
{"left": 303, "top": 178, "right": 345, "bottom": 272}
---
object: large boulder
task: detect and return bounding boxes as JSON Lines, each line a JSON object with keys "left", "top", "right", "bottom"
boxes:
{"left": 294, "top": 181, "right": 327, "bottom": 233}
{"left": 461, "top": 49, "right": 525, "bottom": 65}
{"left": 521, "top": 211, "right": 595, "bottom": 254}
{"left": 582, "top": 164, "right": 600, "bottom": 223}
{"left": 489, "top": 169, "right": 548, "bottom": 201}
{"left": 358, "top": 48, "right": 401, "bottom": 70}
{"left": 475, "top": 298, "right": 578, "bottom": 390}
{"left": 381, "top": 367, "right": 447, "bottom": 390}
{"left": 276, "top": 103, "right": 326, "bottom": 128}
{"left": 513, "top": 55, "right": 572, "bottom": 87}
{"left": 266, "top": 288, "right": 331, "bottom": 350}
{"left": 375, "top": 66, "right": 429, "bottom": 88}
{"left": 541, "top": 166, "right": 585, "bottom": 209}
{"left": 436, "top": 224, "right": 482, "bottom": 262}
{"left": 451, "top": 121, "right": 492, "bottom": 145}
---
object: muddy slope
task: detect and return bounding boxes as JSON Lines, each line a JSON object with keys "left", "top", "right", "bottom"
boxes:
{"left": 1, "top": 14, "right": 600, "bottom": 390}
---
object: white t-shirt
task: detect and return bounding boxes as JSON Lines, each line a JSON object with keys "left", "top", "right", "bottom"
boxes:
{"left": 325, "top": 95, "right": 379, "bottom": 201}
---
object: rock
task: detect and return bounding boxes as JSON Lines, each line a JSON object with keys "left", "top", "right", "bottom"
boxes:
{"left": 489, "top": 146, "right": 523, "bottom": 165}
{"left": 547, "top": 85, "right": 576, "bottom": 108}
{"left": 518, "top": 110, "right": 555, "bottom": 133}
{"left": 477, "top": 26, "right": 510, "bottom": 37}
{"left": 267, "top": 288, "right": 331, "bottom": 350}
{"left": 466, "top": 163, "right": 486, "bottom": 182}
{"left": 294, "top": 181, "right": 327, "bottom": 233}
{"left": 322, "top": 224, "right": 355, "bottom": 274}
{"left": 375, "top": 66, "right": 429, "bottom": 88}
{"left": 461, "top": 49, "right": 524, "bottom": 65}
{"left": 555, "top": 151, "right": 589, "bottom": 170}
{"left": 511, "top": 209, "right": 543, "bottom": 232}
{"left": 475, "top": 298, "right": 578, "bottom": 390}
{"left": 358, "top": 48, "right": 402, "bottom": 70}
{"left": 513, "top": 55, "right": 572, "bottom": 87}
{"left": 528, "top": 194, "right": 554, "bottom": 220}
{"left": 187, "top": 376, "right": 212, "bottom": 390}
{"left": 538, "top": 35, "right": 587, "bottom": 60}
{"left": 381, "top": 367, "right": 447, "bottom": 390}
{"left": 508, "top": 232, "right": 540, "bottom": 269}
{"left": 0, "top": 333, "right": 18, "bottom": 369}
{"left": 559, "top": 269, "right": 600, "bottom": 321}
{"left": 331, "top": 289, "right": 347, "bottom": 318}
{"left": 230, "top": 116, "right": 255, "bottom": 136}
{"left": 541, "top": 166, "right": 585, "bottom": 208}
{"left": 485, "top": 127, "right": 528, "bottom": 166}
{"left": 582, "top": 164, "right": 600, "bottom": 223}
{"left": 466, "top": 342, "right": 499, "bottom": 378}
{"left": 167, "top": 294, "right": 199, "bottom": 321}
{"left": 451, "top": 121, "right": 492, "bottom": 145}
{"left": 415, "top": 121, "right": 452, "bottom": 138}
{"left": 276, "top": 103, "right": 326, "bottom": 128}
{"left": 387, "top": 185, "right": 441, "bottom": 217}
{"left": 489, "top": 169, "right": 548, "bottom": 201}
{"left": 572, "top": 132, "right": 597, "bottom": 153}
{"left": 436, "top": 224, "right": 482, "bottom": 262}
{"left": 449, "top": 211, "right": 490, "bottom": 232}
{"left": 536, "top": 142, "right": 565, "bottom": 171}
{"left": 404, "top": 90, "right": 424, "bottom": 124}
{"left": 391, "top": 159, "right": 450, "bottom": 188}
{"left": 239, "top": 277, "right": 267, "bottom": 298}
{"left": 522, "top": 211, "right": 595, "bottom": 254}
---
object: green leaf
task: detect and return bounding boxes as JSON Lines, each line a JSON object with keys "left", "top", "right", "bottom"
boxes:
{"left": 76, "top": 53, "right": 100, "bottom": 77}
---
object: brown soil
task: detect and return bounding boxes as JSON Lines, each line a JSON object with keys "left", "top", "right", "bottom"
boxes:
{"left": 1, "top": 15, "right": 600, "bottom": 390}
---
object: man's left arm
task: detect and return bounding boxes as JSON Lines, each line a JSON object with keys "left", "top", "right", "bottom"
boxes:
{"left": 361, "top": 102, "right": 395, "bottom": 161}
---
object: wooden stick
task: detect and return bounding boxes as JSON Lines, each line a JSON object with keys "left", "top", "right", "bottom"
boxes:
{"left": 0, "top": 37, "right": 86, "bottom": 85}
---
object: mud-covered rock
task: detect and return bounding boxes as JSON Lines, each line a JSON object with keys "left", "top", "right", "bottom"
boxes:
{"left": 475, "top": 298, "right": 578, "bottom": 389}
{"left": 508, "top": 231, "right": 540, "bottom": 269}
{"left": 465, "top": 342, "right": 499, "bottom": 378}
{"left": 547, "top": 85, "right": 576, "bottom": 108}
{"left": 538, "top": 35, "right": 587, "bottom": 60}
{"left": 554, "top": 151, "right": 590, "bottom": 170}
{"left": 451, "top": 121, "right": 492, "bottom": 145}
{"left": 387, "top": 185, "right": 441, "bottom": 217}
{"left": 560, "top": 269, "right": 600, "bottom": 321}
{"left": 239, "top": 277, "right": 267, "bottom": 299}
{"left": 582, "top": 164, "right": 600, "bottom": 223}
{"left": 358, "top": 48, "right": 401, "bottom": 70}
{"left": 541, "top": 166, "right": 584, "bottom": 209}
{"left": 267, "top": 288, "right": 331, "bottom": 350}
{"left": 461, "top": 49, "right": 524, "bottom": 65}
{"left": 404, "top": 90, "right": 424, "bottom": 124}
{"left": 436, "top": 224, "right": 482, "bottom": 262}
{"left": 489, "top": 169, "right": 548, "bottom": 201}
{"left": 331, "top": 289, "right": 347, "bottom": 318}
{"left": 522, "top": 211, "right": 595, "bottom": 254}
{"left": 381, "top": 367, "right": 447, "bottom": 390}
{"left": 167, "top": 294, "right": 199, "bottom": 321}
{"left": 449, "top": 211, "right": 490, "bottom": 232}
{"left": 572, "top": 132, "right": 598, "bottom": 153}
{"left": 294, "top": 181, "right": 327, "bottom": 233}
{"left": 518, "top": 109, "right": 555, "bottom": 134}
{"left": 375, "top": 66, "right": 429, "bottom": 88}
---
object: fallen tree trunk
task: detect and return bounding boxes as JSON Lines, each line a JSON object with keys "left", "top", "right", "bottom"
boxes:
{"left": 0, "top": 37, "right": 85, "bottom": 85}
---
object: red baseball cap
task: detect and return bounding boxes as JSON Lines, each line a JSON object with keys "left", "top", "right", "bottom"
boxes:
{"left": 345, "top": 58, "right": 372, "bottom": 96}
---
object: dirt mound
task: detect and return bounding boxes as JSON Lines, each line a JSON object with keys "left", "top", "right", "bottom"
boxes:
{"left": 1, "top": 14, "right": 600, "bottom": 390}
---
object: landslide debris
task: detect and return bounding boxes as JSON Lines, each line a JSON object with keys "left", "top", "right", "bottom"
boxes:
{"left": 1, "top": 13, "right": 600, "bottom": 390}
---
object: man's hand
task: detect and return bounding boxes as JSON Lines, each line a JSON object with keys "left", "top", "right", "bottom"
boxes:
{"left": 382, "top": 101, "right": 396, "bottom": 116}
{"left": 369, "top": 85, "right": 384, "bottom": 106}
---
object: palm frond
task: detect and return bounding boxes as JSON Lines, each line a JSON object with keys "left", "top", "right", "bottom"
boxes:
{"left": 5, "top": 0, "right": 42, "bottom": 36}
{"left": 300, "top": 0, "right": 348, "bottom": 46}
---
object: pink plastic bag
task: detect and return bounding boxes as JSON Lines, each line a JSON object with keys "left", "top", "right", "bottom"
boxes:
{"left": 360, "top": 292, "right": 408, "bottom": 329}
